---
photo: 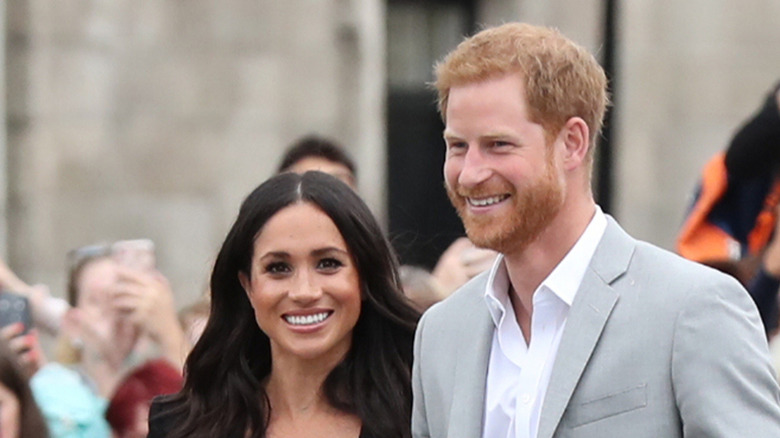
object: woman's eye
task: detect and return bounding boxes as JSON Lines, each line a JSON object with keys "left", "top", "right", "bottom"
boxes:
{"left": 264, "top": 262, "right": 291, "bottom": 275}
{"left": 317, "top": 258, "right": 344, "bottom": 271}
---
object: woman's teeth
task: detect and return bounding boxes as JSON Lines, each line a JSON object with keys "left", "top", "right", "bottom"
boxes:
{"left": 285, "top": 312, "right": 330, "bottom": 325}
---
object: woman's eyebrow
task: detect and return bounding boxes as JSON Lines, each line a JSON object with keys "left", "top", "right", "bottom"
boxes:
{"left": 311, "top": 247, "right": 349, "bottom": 257}
{"left": 257, "top": 251, "right": 290, "bottom": 261}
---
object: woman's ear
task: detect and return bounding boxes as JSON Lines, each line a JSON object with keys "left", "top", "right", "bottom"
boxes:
{"left": 238, "top": 271, "right": 251, "bottom": 296}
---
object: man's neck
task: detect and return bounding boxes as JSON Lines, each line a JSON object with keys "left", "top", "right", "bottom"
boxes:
{"left": 504, "top": 200, "right": 596, "bottom": 336}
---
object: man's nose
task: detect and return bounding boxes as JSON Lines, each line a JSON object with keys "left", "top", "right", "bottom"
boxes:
{"left": 458, "top": 147, "right": 492, "bottom": 188}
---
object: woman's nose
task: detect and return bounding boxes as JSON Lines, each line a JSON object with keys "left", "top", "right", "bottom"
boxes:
{"left": 288, "top": 271, "right": 323, "bottom": 303}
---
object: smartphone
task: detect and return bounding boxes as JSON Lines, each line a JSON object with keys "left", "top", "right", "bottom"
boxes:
{"left": 112, "top": 239, "right": 156, "bottom": 271}
{"left": 0, "top": 292, "right": 33, "bottom": 334}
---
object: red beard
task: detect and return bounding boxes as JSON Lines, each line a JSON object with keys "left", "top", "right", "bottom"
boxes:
{"left": 447, "top": 158, "right": 564, "bottom": 255}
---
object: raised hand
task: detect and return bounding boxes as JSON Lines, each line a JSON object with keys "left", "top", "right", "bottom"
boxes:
{"left": 0, "top": 322, "right": 46, "bottom": 378}
{"left": 433, "top": 237, "right": 497, "bottom": 294}
{"left": 111, "top": 266, "right": 188, "bottom": 368}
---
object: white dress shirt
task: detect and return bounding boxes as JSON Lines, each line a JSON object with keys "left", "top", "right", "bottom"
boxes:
{"left": 482, "top": 207, "right": 607, "bottom": 438}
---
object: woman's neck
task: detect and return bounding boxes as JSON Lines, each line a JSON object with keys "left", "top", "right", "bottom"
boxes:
{"left": 263, "top": 357, "right": 361, "bottom": 438}
{"left": 265, "top": 358, "right": 331, "bottom": 417}
{"left": 264, "top": 338, "right": 352, "bottom": 415}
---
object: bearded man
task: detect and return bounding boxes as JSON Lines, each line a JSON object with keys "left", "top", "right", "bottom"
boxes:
{"left": 411, "top": 23, "right": 780, "bottom": 438}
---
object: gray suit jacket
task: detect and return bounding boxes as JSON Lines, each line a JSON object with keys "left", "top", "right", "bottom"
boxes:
{"left": 412, "top": 217, "right": 780, "bottom": 437}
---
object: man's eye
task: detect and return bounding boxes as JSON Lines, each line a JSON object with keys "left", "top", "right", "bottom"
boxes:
{"left": 317, "top": 258, "right": 344, "bottom": 271}
{"left": 265, "top": 262, "right": 291, "bottom": 274}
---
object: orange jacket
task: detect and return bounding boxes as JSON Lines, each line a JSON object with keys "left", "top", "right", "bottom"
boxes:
{"left": 677, "top": 152, "right": 780, "bottom": 263}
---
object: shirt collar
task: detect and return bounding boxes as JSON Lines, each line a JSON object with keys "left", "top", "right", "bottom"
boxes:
{"left": 483, "top": 206, "right": 607, "bottom": 325}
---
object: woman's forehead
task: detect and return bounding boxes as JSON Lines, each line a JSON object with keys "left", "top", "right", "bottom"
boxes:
{"left": 254, "top": 203, "right": 348, "bottom": 253}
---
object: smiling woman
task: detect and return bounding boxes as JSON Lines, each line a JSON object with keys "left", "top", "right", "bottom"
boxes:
{"left": 148, "top": 171, "right": 420, "bottom": 438}
{"left": 238, "top": 202, "right": 363, "bottom": 366}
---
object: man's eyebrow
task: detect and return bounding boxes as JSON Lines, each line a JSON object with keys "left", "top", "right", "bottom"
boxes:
{"left": 481, "top": 131, "right": 517, "bottom": 139}
{"left": 443, "top": 131, "right": 517, "bottom": 141}
{"left": 443, "top": 130, "right": 465, "bottom": 141}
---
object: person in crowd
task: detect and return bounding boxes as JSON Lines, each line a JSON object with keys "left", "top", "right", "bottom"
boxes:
{"left": 0, "top": 321, "right": 45, "bottom": 379}
{"left": 0, "top": 288, "right": 112, "bottom": 437}
{"left": 56, "top": 242, "right": 188, "bottom": 398}
{"left": 0, "top": 339, "right": 48, "bottom": 438}
{"left": 411, "top": 22, "right": 780, "bottom": 438}
{"left": 277, "top": 135, "right": 358, "bottom": 189}
{"left": 398, "top": 265, "right": 447, "bottom": 312}
{"left": 0, "top": 258, "right": 69, "bottom": 336}
{"left": 677, "top": 82, "right": 780, "bottom": 336}
{"left": 178, "top": 297, "right": 210, "bottom": 346}
{"left": 431, "top": 236, "right": 496, "bottom": 295}
{"left": 10, "top": 241, "right": 186, "bottom": 438}
{"left": 148, "top": 171, "right": 419, "bottom": 438}
{"left": 106, "top": 359, "right": 183, "bottom": 438}
{"left": 0, "top": 259, "right": 112, "bottom": 437}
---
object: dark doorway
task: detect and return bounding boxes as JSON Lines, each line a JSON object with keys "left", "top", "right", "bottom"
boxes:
{"left": 386, "top": 0, "right": 475, "bottom": 269}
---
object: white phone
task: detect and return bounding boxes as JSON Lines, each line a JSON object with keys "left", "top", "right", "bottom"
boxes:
{"left": 112, "top": 239, "right": 156, "bottom": 271}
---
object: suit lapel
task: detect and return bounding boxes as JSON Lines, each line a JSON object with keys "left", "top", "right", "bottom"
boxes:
{"left": 448, "top": 288, "right": 494, "bottom": 438}
{"left": 536, "top": 217, "right": 635, "bottom": 438}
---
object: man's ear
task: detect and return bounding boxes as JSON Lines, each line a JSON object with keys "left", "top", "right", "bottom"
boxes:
{"left": 238, "top": 271, "right": 251, "bottom": 296}
{"left": 560, "top": 117, "right": 590, "bottom": 171}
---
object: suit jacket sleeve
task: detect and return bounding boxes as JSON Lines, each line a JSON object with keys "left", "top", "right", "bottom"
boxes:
{"left": 412, "top": 310, "right": 431, "bottom": 438}
{"left": 672, "top": 273, "right": 780, "bottom": 436}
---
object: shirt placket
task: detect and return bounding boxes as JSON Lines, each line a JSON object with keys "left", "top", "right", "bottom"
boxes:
{"left": 514, "top": 292, "right": 557, "bottom": 438}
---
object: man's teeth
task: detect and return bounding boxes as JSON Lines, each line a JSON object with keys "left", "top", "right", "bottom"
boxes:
{"left": 285, "top": 312, "right": 330, "bottom": 326}
{"left": 468, "top": 195, "right": 506, "bottom": 207}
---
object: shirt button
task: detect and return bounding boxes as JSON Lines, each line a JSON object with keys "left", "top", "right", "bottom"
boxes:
{"left": 521, "top": 394, "right": 532, "bottom": 404}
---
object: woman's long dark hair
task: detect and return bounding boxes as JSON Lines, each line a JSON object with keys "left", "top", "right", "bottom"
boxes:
{"left": 0, "top": 340, "right": 49, "bottom": 438}
{"left": 164, "top": 171, "right": 419, "bottom": 438}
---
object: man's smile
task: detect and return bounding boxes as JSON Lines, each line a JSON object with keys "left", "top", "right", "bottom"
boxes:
{"left": 466, "top": 194, "right": 510, "bottom": 207}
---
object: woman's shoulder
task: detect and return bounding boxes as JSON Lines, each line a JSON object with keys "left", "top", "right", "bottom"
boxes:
{"left": 148, "top": 394, "right": 184, "bottom": 437}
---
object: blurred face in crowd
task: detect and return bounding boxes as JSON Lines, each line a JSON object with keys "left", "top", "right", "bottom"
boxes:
{"left": 76, "top": 257, "right": 118, "bottom": 317}
{"left": 286, "top": 157, "right": 356, "bottom": 189}
{"left": 76, "top": 258, "right": 120, "bottom": 317}
{"left": 443, "top": 73, "right": 565, "bottom": 255}
{"left": 75, "top": 257, "right": 138, "bottom": 343}
{"left": 181, "top": 310, "right": 208, "bottom": 346}
{"left": 239, "top": 202, "right": 362, "bottom": 365}
{"left": 0, "top": 381, "right": 20, "bottom": 438}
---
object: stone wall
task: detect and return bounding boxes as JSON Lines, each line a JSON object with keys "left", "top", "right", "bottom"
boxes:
{"left": 4, "top": 0, "right": 385, "bottom": 305}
